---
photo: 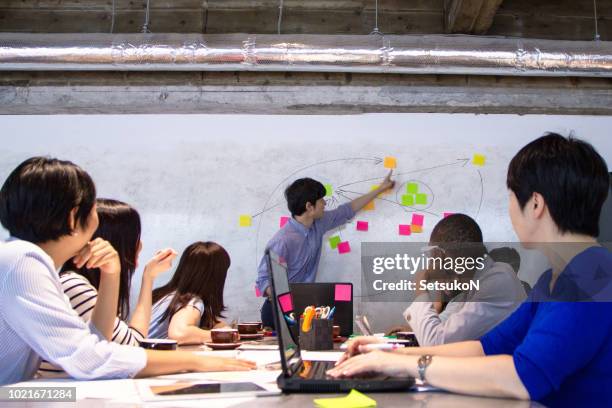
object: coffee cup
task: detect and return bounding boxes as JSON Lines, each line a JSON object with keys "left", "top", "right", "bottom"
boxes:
{"left": 332, "top": 325, "right": 341, "bottom": 338}
{"left": 237, "top": 323, "right": 261, "bottom": 335}
{"left": 211, "top": 328, "right": 239, "bottom": 343}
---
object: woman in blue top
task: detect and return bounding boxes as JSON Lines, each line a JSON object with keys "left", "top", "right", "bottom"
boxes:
{"left": 328, "top": 133, "right": 612, "bottom": 407}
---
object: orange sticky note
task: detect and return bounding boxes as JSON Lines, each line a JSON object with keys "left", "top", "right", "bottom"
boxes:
{"left": 411, "top": 225, "right": 423, "bottom": 233}
{"left": 383, "top": 156, "right": 397, "bottom": 169}
{"left": 364, "top": 201, "right": 375, "bottom": 211}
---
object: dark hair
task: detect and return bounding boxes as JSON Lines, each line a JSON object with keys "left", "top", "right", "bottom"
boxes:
{"left": 0, "top": 157, "right": 96, "bottom": 243}
{"left": 489, "top": 247, "right": 521, "bottom": 273}
{"left": 152, "top": 241, "right": 229, "bottom": 330}
{"left": 430, "top": 213, "right": 487, "bottom": 259}
{"left": 61, "top": 198, "right": 141, "bottom": 320}
{"left": 285, "top": 178, "right": 326, "bottom": 217}
{"left": 507, "top": 133, "right": 609, "bottom": 237}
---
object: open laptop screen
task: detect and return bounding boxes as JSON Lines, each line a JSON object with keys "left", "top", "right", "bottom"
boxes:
{"left": 266, "top": 250, "right": 302, "bottom": 377}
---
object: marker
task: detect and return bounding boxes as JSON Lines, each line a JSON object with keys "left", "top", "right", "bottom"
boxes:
{"left": 360, "top": 343, "right": 404, "bottom": 351}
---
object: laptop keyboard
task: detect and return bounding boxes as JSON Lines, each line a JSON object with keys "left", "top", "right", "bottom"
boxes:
{"left": 299, "top": 361, "right": 386, "bottom": 381}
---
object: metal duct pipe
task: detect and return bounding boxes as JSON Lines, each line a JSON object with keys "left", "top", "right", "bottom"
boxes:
{"left": 1, "top": 33, "right": 611, "bottom": 77}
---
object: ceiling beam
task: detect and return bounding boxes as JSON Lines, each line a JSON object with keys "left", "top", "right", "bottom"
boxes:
{"left": 445, "top": 0, "right": 504, "bottom": 34}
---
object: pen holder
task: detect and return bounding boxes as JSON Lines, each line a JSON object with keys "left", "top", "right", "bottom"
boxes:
{"left": 299, "top": 318, "right": 333, "bottom": 351}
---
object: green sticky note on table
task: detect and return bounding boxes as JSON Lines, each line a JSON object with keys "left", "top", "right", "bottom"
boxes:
{"left": 314, "top": 389, "right": 377, "bottom": 408}
{"left": 329, "top": 235, "right": 341, "bottom": 249}
{"left": 415, "top": 193, "right": 427, "bottom": 205}
{"left": 325, "top": 184, "right": 333, "bottom": 197}
{"left": 401, "top": 194, "right": 414, "bottom": 206}
{"left": 406, "top": 182, "right": 419, "bottom": 194}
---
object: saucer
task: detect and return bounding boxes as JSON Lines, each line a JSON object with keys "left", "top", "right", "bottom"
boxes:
{"left": 204, "top": 342, "right": 241, "bottom": 350}
{"left": 239, "top": 333, "right": 264, "bottom": 340}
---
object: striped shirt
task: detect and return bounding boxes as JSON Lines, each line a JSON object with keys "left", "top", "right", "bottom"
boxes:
{"left": 37, "top": 272, "right": 145, "bottom": 376}
{"left": 0, "top": 238, "right": 146, "bottom": 385}
{"left": 148, "top": 293, "right": 204, "bottom": 339}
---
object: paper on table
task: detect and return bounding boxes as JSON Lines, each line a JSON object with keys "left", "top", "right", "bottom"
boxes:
{"left": 314, "top": 389, "right": 377, "bottom": 408}
{"left": 302, "top": 351, "right": 344, "bottom": 362}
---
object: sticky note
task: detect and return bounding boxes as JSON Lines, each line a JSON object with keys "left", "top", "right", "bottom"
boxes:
{"left": 415, "top": 193, "right": 427, "bottom": 205}
{"left": 338, "top": 241, "right": 351, "bottom": 254}
{"left": 334, "top": 284, "right": 352, "bottom": 302}
{"left": 314, "top": 389, "right": 377, "bottom": 408}
{"left": 278, "top": 292, "right": 293, "bottom": 313}
{"left": 399, "top": 224, "right": 411, "bottom": 236}
{"left": 325, "top": 183, "right": 333, "bottom": 197}
{"left": 401, "top": 194, "right": 414, "bottom": 206}
{"left": 406, "top": 182, "right": 419, "bottom": 194}
{"left": 364, "top": 201, "right": 375, "bottom": 211}
{"left": 411, "top": 213, "right": 424, "bottom": 226}
{"left": 383, "top": 156, "right": 397, "bottom": 169}
{"left": 411, "top": 225, "right": 423, "bottom": 233}
{"left": 280, "top": 216, "right": 290, "bottom": 228}
{"left": 443, "top": 212, "right": 454, "bottom": 218}
{"left": 356, "top": 221, "right": 369, "bottom": 231}
{"left": 255, "top": 286, "right": 262, "bottom": 297}
{"left": 472, "top": 154, "right": 486, "bottom": 166}
{"left": 329, "top": 235, "right": 341, "bottom": 249}
{"left": 239, "top": 214, "right": 252, "bottom": 227}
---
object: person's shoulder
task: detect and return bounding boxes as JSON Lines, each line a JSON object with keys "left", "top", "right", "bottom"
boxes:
{"left": 0, "top": 239, "right": 54, "bottom": 275}
{"left": 481, "top": 260, "right": 520, "bottom": 284}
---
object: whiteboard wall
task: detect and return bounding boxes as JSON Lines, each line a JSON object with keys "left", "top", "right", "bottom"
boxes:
{"left": 1, "top": 113, "right": 611, "bottom": 331}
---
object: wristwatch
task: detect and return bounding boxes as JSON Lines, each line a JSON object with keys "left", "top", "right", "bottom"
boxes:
{"left": 417, "top": 355, "right": 433, "bottom": 382}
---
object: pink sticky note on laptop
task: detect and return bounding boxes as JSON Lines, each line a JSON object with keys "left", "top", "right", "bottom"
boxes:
{"left": 411, "top": 213, "right": 424, "bottom": 227}
{"left": 335, "top": 284, "right": 352, "bottom": 302}
{"left": 279, "top": 216, "right": 290, "bottom": 228}
{"left": 278, "top": 292, "right": 293, "bottom": 313}
{"left": 399, "top": 224, "right": 411, "bottom": 236}
{"left": 356, "top": 221, "right": 369, "bottom": 231}
{"left": 337, "top": 241, "right": 351, "bottom": 254}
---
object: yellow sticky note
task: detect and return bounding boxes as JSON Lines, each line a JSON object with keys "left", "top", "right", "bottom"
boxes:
{"left": 314, "top": 389, "right": 377, "bottom": 408}
{"left": 472, "top": 154, "right": 486, "bottom": 166}
{"left": 364, "top": 201, "right": 375, "bottom": 211}
{"left": 383, "top": 156, "right": 397, "bottom": 169}
{"left": 239, "top": 215, "right": 252, "bottom": 227}
{"left": 411, "top": 224, "right": 423, "bottom": 233}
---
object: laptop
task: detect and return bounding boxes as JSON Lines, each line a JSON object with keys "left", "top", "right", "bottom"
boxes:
{"left": 266, "top": 250, "right": 415, "bottom": 393}
{"left": 290, "top": 282, "right": 353, "bottom": 337}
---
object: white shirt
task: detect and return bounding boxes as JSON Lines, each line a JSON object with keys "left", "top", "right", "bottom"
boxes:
{"left": 0, "top": 239, "right": 146, "bottom": 385}
{"left": 404, "top": 258, "right": 526, "bottom": 346}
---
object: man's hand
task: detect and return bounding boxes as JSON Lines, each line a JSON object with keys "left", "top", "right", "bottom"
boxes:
{"left": 385, "top": 325, "right": 412, "bottom": 337}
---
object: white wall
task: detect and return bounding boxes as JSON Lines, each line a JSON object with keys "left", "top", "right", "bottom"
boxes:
{"left": 1, "top": 113, "right": 611, "bottom": 329}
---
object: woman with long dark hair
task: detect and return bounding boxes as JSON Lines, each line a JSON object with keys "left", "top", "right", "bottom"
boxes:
{"left": 150, "top": 241, "right": 230, "bottom": 344}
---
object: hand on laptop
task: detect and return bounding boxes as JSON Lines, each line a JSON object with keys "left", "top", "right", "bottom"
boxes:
{"left": 327, "top": 350, "right": 414, "bottom": 379}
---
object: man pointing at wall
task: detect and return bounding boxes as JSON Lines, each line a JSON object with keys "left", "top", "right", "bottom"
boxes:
{"left": 255, "top": 172, "right": 395, "bottom": 328}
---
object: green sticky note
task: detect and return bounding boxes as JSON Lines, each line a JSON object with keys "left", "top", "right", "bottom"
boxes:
{"left": 314, "top": 389, "right": 377, "bottom": 408}
{"left": 406, "top": 182, "right": 418, "bottom": 194}
{"left": 329, "top": 235, "right": 341, "bottom": 249}
{"left": 325, "top": 184, "right": 333, "bottom": 197}
{"left": 415, "top": 193, "right": 427, "bottom": 205}
{"left": 401, "top": 194, "right": 414, "bottom": 206}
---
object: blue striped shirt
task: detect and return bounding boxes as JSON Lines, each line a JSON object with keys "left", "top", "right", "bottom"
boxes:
{"left": 0, "top": 238, "right": 146, "bottom": 385}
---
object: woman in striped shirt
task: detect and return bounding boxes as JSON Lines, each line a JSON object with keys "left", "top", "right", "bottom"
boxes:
{"left": 39, "top": 199, "right": 177, "bottom": 376}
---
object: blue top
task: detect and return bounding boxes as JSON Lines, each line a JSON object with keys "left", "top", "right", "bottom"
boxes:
{"left": 148, "top": 292, "right": 204, "bottom": 339}
{"left": 480, "top": 246, "right": 612, "bottom": 407}
{"left": 255, "top": 202, "right": 355, "bottom": 294}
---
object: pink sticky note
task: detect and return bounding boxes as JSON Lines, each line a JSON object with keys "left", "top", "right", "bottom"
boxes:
{"left": 255, "top": 286, "right": 262, "bottom": 297}
{"left": 278, "top": 292, "right": 293, "bottom": 313}
{"left": 356, "top": 221, "right": 369, "bottom": 231}
{"left": 399, "top": 224, "right": 412, "bottom": 236}
{"left": 411, "top": 213, "right": 424, "bottom": 227}
{"left": 337, "top": 241, "right": 351, "bottom": 254}
{"left": 443, "top": 212, "right": 454, "bottom": 218}
{"left": 335, "top": 284, "right": 352, "bottom": 302}
{"left": 279, "top": 216, "right": 290, "bottom": 228}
